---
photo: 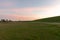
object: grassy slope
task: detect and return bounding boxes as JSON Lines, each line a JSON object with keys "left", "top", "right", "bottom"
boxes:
{"left": 34, "top": 16, "right": 60, "bottom": 22}
{"left": 0, "top": 22, "right": 60, "bottom": 40}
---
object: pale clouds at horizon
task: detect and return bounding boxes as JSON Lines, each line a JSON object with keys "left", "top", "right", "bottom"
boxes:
{"left": 0, "top": 0, "right": 60, "bottom": 21}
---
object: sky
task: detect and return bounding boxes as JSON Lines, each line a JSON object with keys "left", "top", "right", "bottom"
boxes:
{"left": 0, "top": 0, "right": 60, "bottom": 21}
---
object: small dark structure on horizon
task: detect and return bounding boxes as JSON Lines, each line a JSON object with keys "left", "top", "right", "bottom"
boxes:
{"left": 0, "top": 19, "right": 12, "bottom": 22}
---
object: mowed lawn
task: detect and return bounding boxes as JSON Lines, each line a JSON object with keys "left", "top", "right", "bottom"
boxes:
{"left": 0, "top": 22, "right": 60, "bottom": 40}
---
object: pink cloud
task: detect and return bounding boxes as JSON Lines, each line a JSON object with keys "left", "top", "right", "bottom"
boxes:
{"left": 1, "top": 14, "right": 37, "bottom": 21}
{"left": 9, "top": 5, "right": 56, "bottom": 14}
{"left": 0, "top": 4, "right": 59, "bottom": 21}
{"left": 0, "top": 4, "right": 57, "bottom": 13}
{"left": 1, "top": 14, "right": 39, "bottom": 20}
{"left": 0, "top": 2, "right": 14, "bottom": 7}
{"left": 10, "top": 7, "right": 47, "bottom": 13}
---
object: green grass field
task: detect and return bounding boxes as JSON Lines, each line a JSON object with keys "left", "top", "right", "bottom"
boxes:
{"left": 35, "top": 16, "right": 60, "bottom": 22}
{"left": 0, "top": 22, "right": 60, "bottom": 40}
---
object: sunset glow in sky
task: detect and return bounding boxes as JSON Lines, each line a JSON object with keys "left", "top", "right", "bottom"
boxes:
{"left": 0, "top": 0, "right": 60, "bottom": 21}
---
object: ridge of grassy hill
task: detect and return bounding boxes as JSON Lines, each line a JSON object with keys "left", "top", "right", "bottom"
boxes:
{"left": 34, "top": 16, "right": 60, "bottom": 22}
